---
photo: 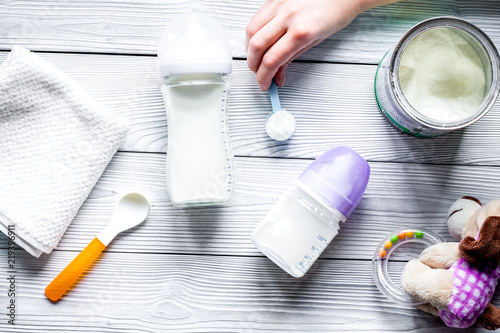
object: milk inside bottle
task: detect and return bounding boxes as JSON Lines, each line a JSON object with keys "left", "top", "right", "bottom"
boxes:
{"left": 157, "top": 8, "right": 233, "bottom": 207}
{"left": 252, "top": 146, "right": 371, "bottom": 278}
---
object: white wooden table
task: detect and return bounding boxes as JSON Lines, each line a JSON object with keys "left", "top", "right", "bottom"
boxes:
{"left": 1, "top": 0, "right": 500, "bottom": 332}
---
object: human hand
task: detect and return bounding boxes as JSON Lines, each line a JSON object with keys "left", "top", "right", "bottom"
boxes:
{"left": 246, "top": 0, "right": 400, "bottom": 90}
{"left": 246, "top": 0, "right": 363, "bottom": 91}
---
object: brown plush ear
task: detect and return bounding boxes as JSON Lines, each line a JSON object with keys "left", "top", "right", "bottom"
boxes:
{"left": 459, "top": 216, "right": 500, "bottom": 265}
{"left": 477, "top": 303, "right": 500, "bottom": 330}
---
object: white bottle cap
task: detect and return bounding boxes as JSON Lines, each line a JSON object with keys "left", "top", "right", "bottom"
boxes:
{"left": 157, "top": 7, "right": 232, "bottom": 77}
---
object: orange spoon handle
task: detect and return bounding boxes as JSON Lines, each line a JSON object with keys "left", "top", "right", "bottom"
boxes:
{"left": 45, "top": 237, "right": 106, "bottom": 301}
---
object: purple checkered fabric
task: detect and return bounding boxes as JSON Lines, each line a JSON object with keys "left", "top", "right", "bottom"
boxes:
{"left": 438, "top": 257, "right": 500, "bottom": 328}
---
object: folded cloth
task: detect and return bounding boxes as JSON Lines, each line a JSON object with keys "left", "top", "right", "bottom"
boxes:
{"left": 0, "top": 46, "right": 128, "bottom": 257}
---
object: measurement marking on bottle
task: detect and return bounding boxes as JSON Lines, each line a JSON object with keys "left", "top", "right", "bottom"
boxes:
{"left": 294, "top": 234, "right": 330, "bottom": 274}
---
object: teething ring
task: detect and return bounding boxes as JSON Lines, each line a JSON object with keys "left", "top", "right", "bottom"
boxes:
{"left": 371, "top": 228, "right": 445, "bottom": 305}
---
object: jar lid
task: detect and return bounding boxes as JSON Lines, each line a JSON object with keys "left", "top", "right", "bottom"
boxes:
{"left": 298, "top": 146, "right": 370, "bottom": 218}
{"left": 157, "top": 6, "right": 232, "bottom": 77}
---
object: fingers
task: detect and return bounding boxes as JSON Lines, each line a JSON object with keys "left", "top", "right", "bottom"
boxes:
{"left": 246, "top": 18, "right": 287, "bottom": 75}
{"left": 245, "top": 0, "right": 276, "bottom": 51}
{"left": 274, "top": 64, "right": 287, "bottom": 88}
{"left": 255, "top": 31, "right": 313, "bottom": 90}
{"left": 273, "top": 49, "right": 302, "bottom": 88}
{"left": 274, "top": 40, "right": 321, "bottom": 87}
{"left": 246, "top": 0, "right": 361, "bottom": 90}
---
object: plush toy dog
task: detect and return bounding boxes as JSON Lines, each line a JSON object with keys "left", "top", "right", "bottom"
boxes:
{"left": 402, "top": 196, "right": 500, "bottom": 330}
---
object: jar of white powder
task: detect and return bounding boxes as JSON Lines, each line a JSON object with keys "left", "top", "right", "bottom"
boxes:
{"left": 375, "top": 17, "right": 500, "bottom": 137}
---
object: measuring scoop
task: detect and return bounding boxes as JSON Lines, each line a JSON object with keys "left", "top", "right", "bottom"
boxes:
{"left": 265, "top": 79, "right": 296, "bottom": 141}
{"left": 45, "top": 192, "right": 151, "bottom": 301}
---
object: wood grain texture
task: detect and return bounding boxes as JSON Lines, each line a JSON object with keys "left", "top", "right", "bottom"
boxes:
{"left": 1, "top": 152, "right": 499, "bottom": 260}
{"left": 0, "top": 0, "right": 498, "bottom": 64}
{"left": 1, "top": 2, "right": 500, "bottom": 332}
{"left": 0, "top": 250, "right": 494, "bottom": 332}
{"left": 0, "top": 51, "right": 499, "bottom": 165}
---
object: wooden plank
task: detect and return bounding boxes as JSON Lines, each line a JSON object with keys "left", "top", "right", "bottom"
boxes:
{"left": 1, "top": 2, "right": 499, "bottom": 332}
{"left": 2, "top": 152, "right": 499, "bottom": 259}
{"left": 0, "top": 0, "right": 498, "bottom": 64}
{"left": 0, "top": 250, "right": 491, "bottom": 332}
{"left": 0, "top": 51, "right": 499, "bottom": 165}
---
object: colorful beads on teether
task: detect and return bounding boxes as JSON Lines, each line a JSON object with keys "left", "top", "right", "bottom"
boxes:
{"left": 378, "top": 230, "right": 424, "bottom": 259}
{"left": 372, "top": 228, "right": 445, "bottom": 306}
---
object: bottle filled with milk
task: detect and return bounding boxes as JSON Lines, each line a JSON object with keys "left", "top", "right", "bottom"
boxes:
{"left": 158, "top": 7, "right": 234, "bottom": 207}
{"left": 252, "top": 146, "right": 370, "bottom": 277}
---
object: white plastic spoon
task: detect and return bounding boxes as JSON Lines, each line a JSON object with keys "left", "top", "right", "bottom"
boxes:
{"left": 45, "top": 192, "right": 151, "bottom": 301}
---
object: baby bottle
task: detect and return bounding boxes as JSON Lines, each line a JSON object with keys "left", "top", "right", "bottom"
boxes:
{"left": 252, "top": 146, "right": 370, "bottom": 277}
{"left": 157, "top": 7, "right": 234, "bottom": 207}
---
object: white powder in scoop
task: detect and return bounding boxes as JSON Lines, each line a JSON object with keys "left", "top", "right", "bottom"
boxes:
{"left": 266, "top": 109, "right": 296, "bottom": 141}
{"left": 399, "top": 27, "right": 486, "bottom": 122}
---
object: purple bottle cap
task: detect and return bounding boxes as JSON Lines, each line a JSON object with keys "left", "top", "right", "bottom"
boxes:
{"left": 298, "top": 146, "right": 370, "bottom": 219}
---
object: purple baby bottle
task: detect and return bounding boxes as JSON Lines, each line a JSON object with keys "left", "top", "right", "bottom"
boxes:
{"left": 251, "top": 146, "right": 370, "bottom": 277}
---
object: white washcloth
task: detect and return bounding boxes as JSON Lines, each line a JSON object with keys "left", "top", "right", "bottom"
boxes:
{"left": 0, "top": 46, "right": 128, "bottom": 257}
